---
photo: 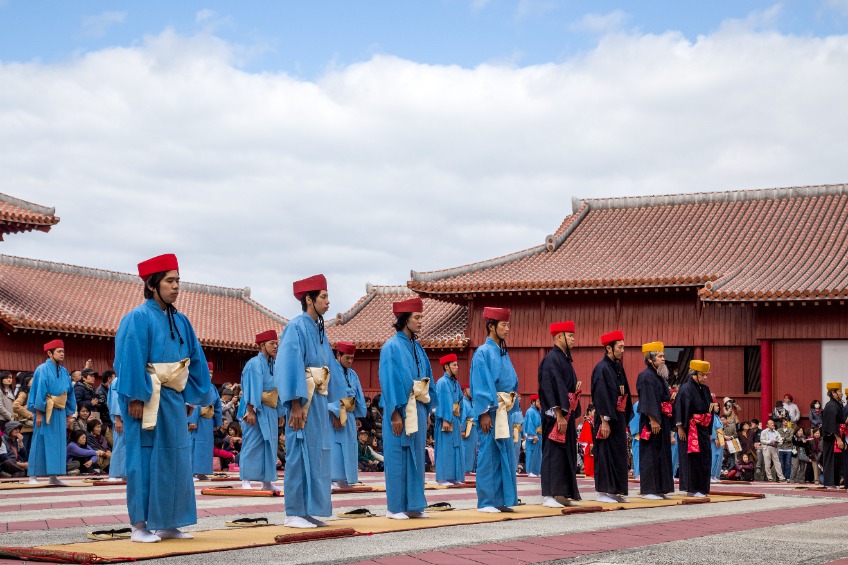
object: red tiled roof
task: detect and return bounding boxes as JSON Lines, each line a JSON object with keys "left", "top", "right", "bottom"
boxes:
{"left": 0, "top": 194, "right": 60, "bottom": 240}
{"left": 0, "top": 255, "right": 287, "bottom": 350}
{"left": 325, "top": 284, "right": 469, "bottom": 350}
{"left": 409, "top": 184, "right": 848, "bottom": 302}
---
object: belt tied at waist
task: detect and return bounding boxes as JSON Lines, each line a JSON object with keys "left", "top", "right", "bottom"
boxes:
{"left": 495, "top": 391, "right": 517, "bottom": 440}
{"left": 200, "top": 405, "right": 215, "bottom": 419}
{"left": 661, "top": 401, "right": 673, "bottom": 417}
{"left": 262, "top": 389, "right": 279, "bottom": 409}
{"left": 45, "top": 392, "right": 68, "bottom": 425}
{"left": 405, "top": 378, "right": 430, "bottom": 436}
{"left": 142, "top": 359, "right": 190, "bottom": 431}
{"left": 339, "top": 396, "right": 356, "bottom": 427}
{"left": 687, "top": 413, "right": 714, "bottom": 453}
{"left": 302, "top": 366, "right": 330, "bottom": 422}
{"left": 464, "top": 417, "right": 474, "bottom": 438}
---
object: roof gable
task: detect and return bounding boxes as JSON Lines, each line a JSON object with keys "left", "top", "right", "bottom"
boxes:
{"left": 0, "top": 193, "right": 60, "bottom": 240}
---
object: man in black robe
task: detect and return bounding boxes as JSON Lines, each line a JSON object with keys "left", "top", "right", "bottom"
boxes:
{"left": 636, "top": 341, "right": 674, "bottom": 500}
{"left": 821, "top": 383, "right": 844, "bottom": 489}
{"left": 538, "top": 321, "right": 582, "bottom": 507}
{"left": 591, "top": 330, "right": 633, "bottom": 503}
{"left": 675, "top": 360, "right": 715, "bottom": 497}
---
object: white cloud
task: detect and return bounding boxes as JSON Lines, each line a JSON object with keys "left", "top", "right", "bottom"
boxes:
{"left": 2, "top": 23, "right": 848, "bottom": 320}
{"left": 823, "top": 0, "right": 848, "bottom": 17}
{"left": 79, "top": 11, "right": 126, "bottom": 39}
{"left": 569, "top": 9, "right": 630, "bottom": 34}
{"left": 717, "top": 3, "right": 784, "bottom": 34}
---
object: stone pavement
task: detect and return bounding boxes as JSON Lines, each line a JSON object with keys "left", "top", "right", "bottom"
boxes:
{"left": 1, "top": 474, "right": 847, "bottom": 564}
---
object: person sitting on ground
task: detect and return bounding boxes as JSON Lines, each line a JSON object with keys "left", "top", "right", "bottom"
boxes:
{"left": 86, "top": 418, "right": 112, "bottom": 473}
{"left": 223, "top": 421, "right": 242, "bottom": 459}
{"left": 726, "top": 453, "right": 754, "bottom": 481}
{"left": 358, "top": 430, "right": 382, "bottom": 472}
{"left": 809, "top": 400, "right": 823, "bottom": 430}
{"left": 277, "top": 431, "right": 286, "bottom": 471}
{"left": 213, "top": 436, "right": 236, "bottom": 471}
{"left": 72, "top": 404, "right": 93, "bottom": 435}
{"left": 67, "top": 429, "right": 102, "bottom": 474}
{"left": 0, "top": 421, "right": 29, "bottom": 477}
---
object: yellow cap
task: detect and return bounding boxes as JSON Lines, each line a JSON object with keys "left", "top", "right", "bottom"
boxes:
{"left": 826, "top": 382, "right": 842, "bottom": 390}
{"left": 690, "top": 360, "right": 710, "bottom": 373}
{"left": 642, "top": 341, "right": 664, "bottom": 354}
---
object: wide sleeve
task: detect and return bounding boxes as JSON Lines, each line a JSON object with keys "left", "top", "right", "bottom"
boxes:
{"left": 179, "top": 316, "right": 211, "bottom": 406}
{"left": 276, "top": 322, "right": 308, "bottom": 409}
{"left": 378, "top": 340, "right": 411, "bottom": 416}
{"left": 28, "top": 366, "right": 47, "bottom": 413}
{"left": 636, "top": 372, "right": 662, "bottom": 421}
{"left": 590, "top": 362, "right": 616, "bottom": 420}
{"left": 821, "top": 403, "right": 838, "bottom": 435}
{"left": 629, "top": 404, "right": 641, "bottom": 434}
{"left": 525, "top": 410, "right": 540, "bottom": 438}
{"left": 238, "top": 358, "right": 262, "bottom": 417}
{"left": 352, "top": 371, "right": 367, "bottom": 418}
{"left": 64, "top": 372, "right": 77, "bottom": 416}
{"left": 434, "top": 377, "right": 454, "bottom": 421}
{"left": 325, "top": 340, "right": 346, "bottom": 404}
{"left": 114, "top": 310, "right": 153, "bottom": 403}
{"left": 213, "top": 395, "right": 223, "bottom": 427}
{"left": 538, "top": 354, "right": 565, "bottom": 415}
{"left": 470, "top": 347, "right": 497, "bottom": 418}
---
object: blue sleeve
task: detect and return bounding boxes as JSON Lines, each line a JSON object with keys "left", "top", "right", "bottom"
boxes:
{"left": 28, "top": 366, "right": 47, "bottom": 413}
{"left": 434, "top": 377, "right": 454, "bottom": 421}
{"left": 238, "top": 358, "right": 262, "bottom": 417}
{"left": 179, "top": 316, "right": 211, "bottom": 406}
{"left": 352, "top": 371, "right": 367, "bottom": 418}
{"left": 64, "top": 372, "right": 77, "bottom": 416}
{"left": 325, "top": 341, "right": 346, "bottom": 404}
{"left": 629, "top": 402, "right": 641, "bottom": 434}
{"left": 470, "top": 346, "right": 497, "bottom": 418}
{"left": 114, "top": 310, "right": 153, "bottom": 403}
{"left": 107, "top": 383, "right": 122, "bottom": 418}
{"left": 214, "top": 396, "right": 223, "bottom": 427}
{"left": 418, "top": 343, "right": 434, "bottom": 411}
{"left": 378, "top": 340, "right": 410, "bottom": 415}
{"left": 277, "top": 322, "right": 308, "bottom": 409}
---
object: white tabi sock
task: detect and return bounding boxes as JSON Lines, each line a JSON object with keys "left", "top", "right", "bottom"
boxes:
{"left": 156, "top": 528, "right": 194, "bottom": 539}
{"left": 386, "top": 511, "right": 410, "bottom": 520}
{"left": 542, "top": 496, "right": 564, "bottom": 508}
{"left": 405, "top": 511, "right": 429, "bottom": 518}
{"left": 241, "top": 481, "right": 254, "bottom": 489}
{"left": 596, "top": 493, "right": 618, "bottom": 503}
{"left": 48, "top": 476, "right": 69, "bottom": 487}
{"left": 477, "top": 506, "right": 500, "bottom": 513}
{"left": 28, "top": 477, "right": 39, "bottom": 484}
{"left": 284, "top": 516, "right": 317, "bottom": 528}
{"left": 261, "top": 481, "right": 281, "bottom": 492}
{"left": 131, "top": 523, "right": 161, "bottom": 543}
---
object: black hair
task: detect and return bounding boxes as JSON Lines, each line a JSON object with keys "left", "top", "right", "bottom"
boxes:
{"left": 300, "top": 290, "right": 321, "bottom": 313}
{"left": 70, "top": 429, "right": 87, "bottom": 444}
{"left": 0, "top": 371, "right": 13, "bottom": 394}
{"left": 87, "top": 418, "right": 103, "bottom": 433}
{"left": 18, "top": 373, "right": 33, "bottom": 394}
{"left": 485, "top": 319, "right": 497, "bottom": 335}
{"left": 102, "top": 370, "right": 116, "bottom": 383}
{"left": 78, "top": 402, "right": 92, "bottom": 414}
{"left": 143, "top": 271, "right": 168, "bottom": 299}
{"left": 393, "top": 312, "right": 412, "bottom": 332}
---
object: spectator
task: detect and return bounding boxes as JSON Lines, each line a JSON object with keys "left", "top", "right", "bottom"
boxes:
{"left": 358, "top": 430, "right": 382, "bottom": 472}
{"left": 809, "top": 400, "right": 823, "bottom": 430}
{"left": 810, "top": 428, "right": 822, "bottom": 484}
{"left": 74, "top": 368, "right": 100, "bottom": 416}
{"left": 213, "top": 435, "right": 236, "bottom": 469}
{"left": 69, "top": 369, "right": 82, "bottom": 385}
{"left": 760, "top": 419, "right": 786, "bottom": 482}
{"left": 0, "top": 421, "right": 29, "bottom": 477}
{"left": 777, "top": 418, "right": 794, "bottom": 481}
{"left": 772, "top": 401, "right": 788, "bottom": 423}
{"left": 12, "top": 374, "right": 34, "bottom": 452}
{"left": 790, "top": 426, "right": 811, "bottom": 483}
{"left": 710, "top": 410, "right": 724, "bottom": 482}
{"left": 783, "top": 393, "right": 801, "bottom": 425}
{"left": 94, "top": 370, "right": 115, "bottom": 433}
{"left": 220, "top": 388, "right": 237, "bottom": 425}
{"left": 72, "top": 404, "right": 92, "bottom": 435}
{"left": 66, "top": 429, "right": 101, "bottom": 474}
{"left": 276, "top": 431, "right": 286, "bottom": 470}
{"left": 0, "top": 371, "right": 16, "bottom": 428}
{"left": 750, "top": 419, "right": 764, "bottom": 480}
{"left": 721, "top": 397, "right": 741, "bottom": 429}
{"left": 223, "top": 421, "right": 242, "bottom": 457}
{"left": 727, "top": 453, "right": 754, "bottom": 481}
{"left": 86, "top": 419, "right": 111, "bottom": 473}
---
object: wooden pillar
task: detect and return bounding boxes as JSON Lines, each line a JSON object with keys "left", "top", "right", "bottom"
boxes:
{"left": 759, "top": 339, "right": 773, "bottom": 423}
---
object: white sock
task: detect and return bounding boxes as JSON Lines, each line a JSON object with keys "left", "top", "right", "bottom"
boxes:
{"left": 542, "top": 496, "right": 565, "bottom": 508}
{"left": 477, "top": 506, "right": 500, "bottom": 513}
{"left": 642, "top": 494, "right": 663, "bottom": 500}
{"left": 386, "top": 511, "right": 410, "bottom": 520}
{"left": 437, "top": 481, "right": 453, "bottom": 486}
{"left": 284, "top": 516, "right": 317, "bottom": 528}
{"left": 28, "top": 477, "right": 39, "bottom": 484}
{"left": 405, "top": 511, "right": 429, "bottom": 518}
{"left": 156, "top": 528, "right": 193, "bottom": 539}
{"left": 241, "top": 481, "right": 254, "bottom": 489}
{"left": 596, "top": 493, "right": 618, "bottom": 503}
{"left": 131, "top": 524, "right": 160, "bottom": 543}
{"left": 261, "top": 481, "right": 281, "bottom": 492}
{"left": 48, "top": 476, "right": 68, "bottom": 486}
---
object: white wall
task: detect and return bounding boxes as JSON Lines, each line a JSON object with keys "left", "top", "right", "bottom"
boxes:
{"left": 821, "top": 340, "right": 848, "bottom": 401}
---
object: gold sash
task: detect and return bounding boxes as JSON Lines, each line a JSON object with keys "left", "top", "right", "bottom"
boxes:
{"left": 536, "top": 425, "right": 542, "bottom": 434}
{"left": 463, "top": 417, "right": 473, "bottom": 438}
{"left": 404, "top": 378, "right": 431, "bottom": 436}
{"left": 261, "top": 389, "right": 279, "bottom": 408}
{"left": 513, "top": 423, "right": 523, "bottom": 443}
{"left": 339, "top": 396, "right": 356, "bottom": 427}
{"left": 495, "top": 391, "right": 517, "bottom": 440}
{"left": 142, "top": 359, "right": 190, "bottom": 430}
{"left": 452, "top": 401, "right": 461, "bottom": 418}
{"left": 45, "top": 392, "right": 68, "bottom": 425}
{"left": 302, "top": 366, "right": 330, "bottom": 420}
{"left": 200, "top": 405, "right": 215, "bottom": 419}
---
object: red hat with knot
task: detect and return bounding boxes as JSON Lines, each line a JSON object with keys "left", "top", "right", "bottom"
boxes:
{"left": 336, "top": 341, "right": 356, "bottom": 356}
{"left": 530, "top": 394, "right": 539, "bottom": 401}
{"left": 439, "top": 353, "right": 457, "bottom": 365}
{"left": 256, "top": 330, "right": 278, "bottom": 344}
{"left": 393, "top": 297, "right": 423, "bottom": 314}
{"left": 482, "top": 307, "right": 510, "bottom": 322}
{"left": 44, "top": 339, "right": 64, "bottom": 352}
{"left": 138, "top": 254, "right": 179, "bottom": 281}
{"left": 550, "top": 321, "right": 575, "bottom": 336}
{"left": 600, "top": 330, "right": 624, "bottom": 346}
{"left": 293, "top": 275, "right": 327, "bottom": 300}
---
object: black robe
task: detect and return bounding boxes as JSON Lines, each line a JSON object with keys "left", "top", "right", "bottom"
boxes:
{"left": 591, "top": 355, "right": 633, "bottom": 495}
{"left": 821, "top": 397, "right": 842, "bottom": 487}
{"left": 538, "top": 346, "right": 581, "bottom": 499}
{"left": 636, "top": 366, "right": 674, "bottom": 495}
{"left": 675, "top": 377, "right": 713, "bottom": 495}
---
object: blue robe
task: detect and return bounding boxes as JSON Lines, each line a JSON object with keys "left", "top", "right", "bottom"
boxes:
{"left": 470, "top": 337, "right": 519, "bottom": 508}
{"left": 190, "top": 392, "right": 222, "bottom": 475}
{"left": 27, "top": 359, "right": 76, "bottom": 476}
{"left": 434, "top": 373, "right": 464, "bottom": 483}
{"left": 461, "top": 396, "right": 477, "bottom": 473}
{"left": 328, "top": 361, "right": 367, "bottom": 484}
{"left": 379, "top": 331, "right": 433, "bottom": 514}
{"left": 114, "top": 299, "right": 211, "bottom": 530}
{"left": 629, "top": 401, "right": 640, "bottom": 478}
{"left": 277, "top": 313, "right": 345, "bottom": 517}
{"left": 523, "top": 405, "right": 542, "bottom": 476}
{"left": 107, "top": 379, "right": 126, "bottom": 479}
{"left": 239, "top": 353, "right": 283, "bottom": 483}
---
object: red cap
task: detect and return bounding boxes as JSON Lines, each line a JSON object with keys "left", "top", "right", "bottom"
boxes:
{"left": 256, "top": 330, "right": 278, "bottom": 344}
{"left": 600, "top": 330, "right": 624, "bottom": 346}
{"left": 550, "top": 321, "right": 575, "bottom": 336}
{"left": 44, "top": 339, "right": 64, "bottom": 352}
{"left": 393, "top": 297, "right": 423, "bottom": 314}
{"left": 293, "top": 274, "right": 327, "bottom": 300}
{"left": 138, "top": 254, "right": 179, "bottom": 281}
{"left": 336, "top": 341, "right": 356, "bottom": 356}
{"left": 207, "top": 361, "right": 214, "bottom": 371}
{"left": 482, "top": 307, "right": 510, "bottom": 322}
{"left": 439, "top": 353, "right": 457, "bottom": 365}
{"left": 530, "top": 394, "right": 539, "bottom": 401}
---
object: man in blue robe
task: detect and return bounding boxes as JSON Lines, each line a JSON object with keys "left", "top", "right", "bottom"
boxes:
{"left": 106, "top": 376, "right": 126, "bottom": 481}
{"left": 523, "top": 395, "right": 542, "bottom": 477}
{"left": 470, "top": 307, "right": 520, "bottom": 513}
{"left": 27, "top": 339, "right": 76, "bottom": 486}
{"left": 114, "top": 253, "right": 211, "bottom": 543}
{"left": 461, "top": 387, "right": 477, "bottom": 473}
{"left": 277, "top": 275, "right": 345, "bottom": 528}
{"left": 239, "top": 330, "right": 284, "bottom": 491}
{"left": 189, "top": 363, "right": 222, "bottom": 482}
{"left": 434, "top": 353, "right": 465, "bottom": 485}
{"left": 329, "top": 341, "right": 367, "bottom": 488}
{"left": 379, "top": 296, "right": 433, "bottom": 520}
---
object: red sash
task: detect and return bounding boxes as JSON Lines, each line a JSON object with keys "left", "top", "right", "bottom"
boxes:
{"left": 567, "top": 389, "right": 582, "bottom": 416}
{"left": 616, "top": 395, "right": 627, "bottom": 412}
{"left": 661, "top": 402, "right": 673, "bottom": 418}
{"left": 640, "top": 425, "right": 652, "bottom": 440}
{"left": 687, "top": 413, "right": 713, "bottom": 453}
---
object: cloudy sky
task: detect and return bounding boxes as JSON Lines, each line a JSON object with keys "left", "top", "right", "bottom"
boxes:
{"left": 2, "top": 1, "right": 848, "bottom": 319}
